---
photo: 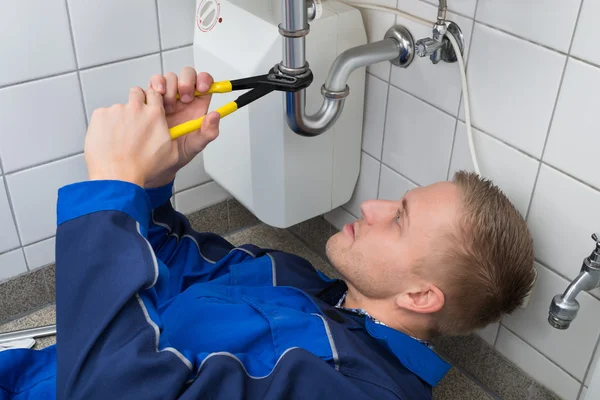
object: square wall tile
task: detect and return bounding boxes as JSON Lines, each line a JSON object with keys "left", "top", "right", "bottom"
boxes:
{"left": 0, "top": 0, "right": 75, "bottom": 86}
{"left": 462, "top": 23, "right": 566, "bottom": 158}
{"left": 476, "top": 0, "right": 581, "bottom": 52}
{"left": 391, "top": 1, "right": 473, "bottom": 115}
{"left": 157, "top": 0, "right": 196, "bottom": 49}
{"left": 362, "top": 74, "right": 388, "bottom": 159}
{"left": 7, "top": 155, "right": 88, "bottom": 245}
{"left": 476, "top": 322, "right": 500, "bottom": 346}
{"left": 80, "top": 55, "right": 162, "bottom": 120}
{"left": 422, "top": 0, "right": 477, "bottom": 17}
{"left": 449, "top": 122, "right": 539, "bottom": 216}
{"left": 0, "top": 73, "right": 86, "bottom": 173}
{"left": 378, "top": 165, "right": 418, "bottom": 201}
{"left": 586, "top": 344, "right": 600, "bottom": 387}
{"left": 544, "top": 59, "right": 600, "bottom": 191}
{"left": 68, "top": 0, "right": 160, "bottom": 68}
{"left": 162, "top": 46, "right": 194, "bottom": 74}
{"left": 174, "top": 153, "right": 212, "bottom": 193}
{"left": 502, "top": 263, "right": 600, "bottom": 382}
{"left": 353, "top": 0, "right": 397, "bottom": 81}
{"left": 572, "top": 0, "right": 600, "bottom": 67}
{"left": 527, "top": 165, "right": 600, "bottom": 283}
{"left": 0, "top": 183, "right": 20, "bottom": 253}
{"left": 382, "top": 87, "right": 455, "bottom": 186}
{"left": 495, "top": 326, "right": 581, "bottom": 400}
{"left": 174, "top": 181, "right": 230, "bottom": 215}
{"left": 325, "top": 207, "right": 357, "bottom": 230}
{"left": 343, "top": 152, "right": 381, "bottom": 217}
{"left": 24, "top": 237, "right": 56, "bottom": 270}
{"left": 0, "top": 250, "right": 28, "bottom": 283}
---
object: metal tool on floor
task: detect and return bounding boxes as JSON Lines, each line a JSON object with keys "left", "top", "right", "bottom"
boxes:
{"left": 169, "top": 66, "right": 314, "bottom": 139}
{"left": 0, "top": 324, "right": 56, "bottom": 346}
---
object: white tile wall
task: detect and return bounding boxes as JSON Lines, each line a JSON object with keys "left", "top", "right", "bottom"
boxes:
{"left": 1, "top": 1, "right": 600, "bottom": 397}
{"left": 7, "top": 155, "right": 88, "bottom": 246}
{"left": 361, "top": 75, "right": 389, "bottom": 159}
{"left": 382, "top": 87, "right": 455, "bottom": 186}
{"left": 67, "top": 0, "right": 160, "bottom": 68}
{"left": 24, "top": 237, "right": 57, "bottom": 271}
{"left": 0, "top": 250, "right": 28, "bottom": 283}
{"left": 343, "top": 152, "right": 381, "bottom": 217}
{"left": 157, "top": 0, "right": 197, "bottom": 49}
{"left": 0, "top": 183, "right": 20, "bottom": 253}
{"left": 461, "top": 23, "right": 566, "bottom": 158}
{"left": 570, "top": 0, "right": 600, "bottom": 67}
{"left": 475, "top": 0, "right": 582, "bottom": 52}
{"left": 80, "top": 55, "right": 163, "bottom": 121}
{"left": 544, "top": 59, "right": 600, "bottom": 191}
{"left": 0, "top": 73, "right": 86, "bottom": 173}
{"left": 496, "top": 327, "right": 581, "bottom": 400}
{"left": 174, "top": 181, "right": 230, "bottom": 215}
{"left": 0, "top": 0, "right": 76, "bottom": 86}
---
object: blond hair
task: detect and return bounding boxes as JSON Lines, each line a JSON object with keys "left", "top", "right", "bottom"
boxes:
{"left": 433, "top": 171, "right": 536, "bottom": 336}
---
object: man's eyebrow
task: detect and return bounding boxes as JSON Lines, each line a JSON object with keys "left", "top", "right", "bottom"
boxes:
{"left": 402, "top": 197, "right": 409, "bottom": 226}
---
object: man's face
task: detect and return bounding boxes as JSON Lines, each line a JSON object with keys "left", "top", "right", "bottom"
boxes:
{"left": 326, "top": 181, "right": 463, "bottom": 300}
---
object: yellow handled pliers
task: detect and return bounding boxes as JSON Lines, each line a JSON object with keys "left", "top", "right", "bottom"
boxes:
{"left": 169, "top": 68, "right": 313, "bottom": 139}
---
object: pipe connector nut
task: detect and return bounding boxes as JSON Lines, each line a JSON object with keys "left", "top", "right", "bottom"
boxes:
{"left": 321, "top": 85, "right": 350, "bottom": 100}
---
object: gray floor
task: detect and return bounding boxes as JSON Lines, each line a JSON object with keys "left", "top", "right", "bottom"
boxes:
{"left": 0, "top": 223, "right": 493, "bottom": 399}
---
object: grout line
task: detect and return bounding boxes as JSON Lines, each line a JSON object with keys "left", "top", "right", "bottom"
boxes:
{"left": 500, "top": 323, "right": 584, "bottom": 384}
{"left": 523, "top": 0, "right": 582, "bottom": 221}
{"left": 0, "top": 70, "right": 78, "bottom": 91}
{"left": 492, "top": 321, "right": 501, "bottom": 348}
{"left": 78, "top": 51, "right": 162, "bottom": 72}
{"left": 64, "top": 0, "right": 88, "bottom": 126}
{"left": 4, "top": 152, "right": 84, "bottom": 177}
{"left": 581, "top": 332, "right": 600, "bottom": 396}
{"left": 567, "top": 1, "right": 586, "bottom": 55}
{"left": 154, "top": 0, "right": 165, "bottom": 75}
{"left": 1, "top": 171, "right": 26, "bottom": 269}
{"left": 523, "top": 56, "right": 569, "bottom": 221}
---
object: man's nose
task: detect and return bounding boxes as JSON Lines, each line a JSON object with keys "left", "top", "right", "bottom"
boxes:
{"left": 360, "top": 200, "right": 394, "bottom": 224}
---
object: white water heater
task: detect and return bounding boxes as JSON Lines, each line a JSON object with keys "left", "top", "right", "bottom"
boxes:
{"left": 193, "top": 0, "right": 367, "bottom": 228}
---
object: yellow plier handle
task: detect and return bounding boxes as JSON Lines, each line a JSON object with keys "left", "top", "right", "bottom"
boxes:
{"left": 170, "top": 81, "right": 235, "bottom": 139}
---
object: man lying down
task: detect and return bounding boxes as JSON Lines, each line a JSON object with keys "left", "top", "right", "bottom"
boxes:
{"left": 0, "top": 68, "right": 536, "bottom": 400}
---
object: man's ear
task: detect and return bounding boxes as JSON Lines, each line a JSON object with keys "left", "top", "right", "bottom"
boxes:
{"left": 395, "top": 284, "right": 445, "bottom": 314}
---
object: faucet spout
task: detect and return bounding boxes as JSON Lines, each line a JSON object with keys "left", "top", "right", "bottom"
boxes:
{"left": 548, "top": 233, "right": 600, "bottom": 329}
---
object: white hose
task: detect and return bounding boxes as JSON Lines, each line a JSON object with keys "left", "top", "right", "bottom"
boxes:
{"left": 341, "top": 1, "right": 480, "bottom": 174}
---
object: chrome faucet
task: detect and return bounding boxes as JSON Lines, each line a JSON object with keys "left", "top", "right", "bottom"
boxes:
{"left": 548, "top": 233, "right": 600, "bottom": 330}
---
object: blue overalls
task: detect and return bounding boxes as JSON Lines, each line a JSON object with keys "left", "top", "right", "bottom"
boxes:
{"left": 0, "top": 180, "right": 450, "bottom": 399}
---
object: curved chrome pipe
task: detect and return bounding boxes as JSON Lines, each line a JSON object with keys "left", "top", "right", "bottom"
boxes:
{"left": 286, "top": 38, "right": 402, "bottom": 136}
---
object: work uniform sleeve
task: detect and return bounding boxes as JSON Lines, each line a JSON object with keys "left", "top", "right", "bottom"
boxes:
{"left": 55, "top": 180, "right": 196, "bottom": 400}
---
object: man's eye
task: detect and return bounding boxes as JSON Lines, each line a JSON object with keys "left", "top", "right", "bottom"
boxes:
{"left": 396, "top": 211, "right": 402, "bottom": 225}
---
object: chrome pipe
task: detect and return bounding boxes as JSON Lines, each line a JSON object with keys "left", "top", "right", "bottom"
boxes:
{"left": 281, "top": 0, "right": 308, "bottom": 70}
{"left": 0, "top": 324, "right": 56, "bottom": 345}
{"left": 325, "top": 39, "right": 400, "bottom": 92}
{"left": 286, "top": 38, "right": 402, "bottom": 136}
